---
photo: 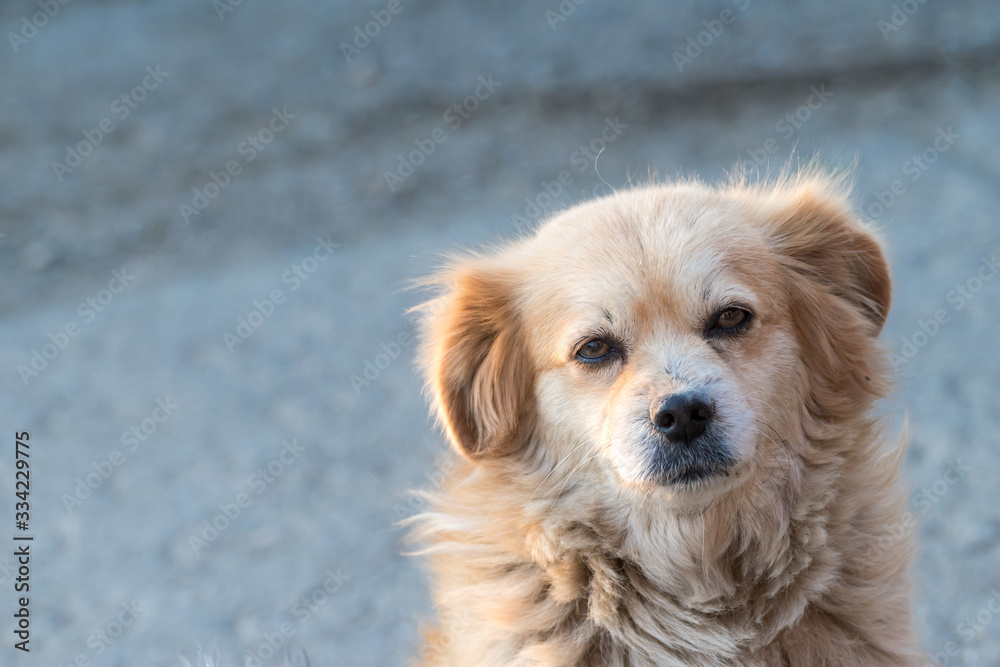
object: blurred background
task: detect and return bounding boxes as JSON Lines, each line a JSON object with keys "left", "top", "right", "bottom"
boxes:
{"left": 1, "top": 1, "right": 999, "bottom": 665}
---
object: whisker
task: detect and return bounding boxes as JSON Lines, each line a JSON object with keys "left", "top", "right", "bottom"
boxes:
{"left": 527, "top": 434, "right": 593, "bottom": 504}
{"left": 546, "top": 444, "right": 604, "bottom": 502}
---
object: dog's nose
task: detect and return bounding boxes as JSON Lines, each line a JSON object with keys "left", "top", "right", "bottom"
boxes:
{"left": 651, "top": 392, "right": 714, "bottom": 444}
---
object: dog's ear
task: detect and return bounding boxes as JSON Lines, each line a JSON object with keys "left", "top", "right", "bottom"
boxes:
{"left": 419, "top": 262, "right": 533, "bottom": 459}
{"left": 769, "top": 183, "right": 892, "bottom": 335}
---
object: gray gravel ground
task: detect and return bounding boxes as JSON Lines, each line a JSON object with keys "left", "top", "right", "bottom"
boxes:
{"left": 1, "top": 1, "right": 999, "bottom": 665}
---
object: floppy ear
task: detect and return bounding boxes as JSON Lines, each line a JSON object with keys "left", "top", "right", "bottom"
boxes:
{"left": 419, "top": 264, "right": 533, "bottom": 459}
{"left": 766, "top": 182, "right": 894, "bottom": 411}
{"left": 770, "top": 184, "right": 892, "bottom": 335}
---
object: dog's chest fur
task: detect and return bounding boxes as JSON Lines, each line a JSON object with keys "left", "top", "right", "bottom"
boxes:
{"left": 413, "top": 427, "right": 915, "bottom": 667}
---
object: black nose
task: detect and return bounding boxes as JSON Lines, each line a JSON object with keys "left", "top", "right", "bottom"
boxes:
{"left": 651, "top": 392, "right": 714, "bottom": 444}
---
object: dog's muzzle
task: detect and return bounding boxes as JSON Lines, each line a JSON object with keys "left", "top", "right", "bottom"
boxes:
{"left": 645, "top": 391, "right": 735, "bottom": 485}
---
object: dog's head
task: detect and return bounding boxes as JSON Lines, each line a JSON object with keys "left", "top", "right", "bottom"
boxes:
{"left": 418, "top": 174, "right": 890, "bottom": 506}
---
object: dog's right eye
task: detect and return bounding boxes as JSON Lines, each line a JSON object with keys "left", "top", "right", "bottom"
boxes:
{"left": 575, "top": 339, "right": 616, "bottom": 363}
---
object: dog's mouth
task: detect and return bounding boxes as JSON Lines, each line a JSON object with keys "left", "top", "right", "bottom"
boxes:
{"left": 642, "top": 432, "right": 737, "bottom": 487}
{"left": 654, "top": 461, "right": 734, "bottom": 486}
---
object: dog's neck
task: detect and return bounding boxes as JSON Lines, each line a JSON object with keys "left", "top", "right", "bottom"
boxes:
{"left": 524, "top": 452, "right": 837, "bottom": 629}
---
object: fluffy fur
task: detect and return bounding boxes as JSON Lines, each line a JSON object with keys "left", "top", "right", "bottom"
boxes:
{"left": 408, "top": 171, "right": 918, "bottom": 666}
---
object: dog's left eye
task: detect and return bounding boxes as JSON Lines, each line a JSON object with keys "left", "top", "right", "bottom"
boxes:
{"left": 710, "top": 307, "right": 751, "bottom": 332}
{"left": 576, "top": 339, "right": 615, "bottom": 363}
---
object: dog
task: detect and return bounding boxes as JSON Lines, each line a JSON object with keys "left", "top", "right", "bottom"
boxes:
{"left": 408, "top": 170, "right": 919, "bottom": 666}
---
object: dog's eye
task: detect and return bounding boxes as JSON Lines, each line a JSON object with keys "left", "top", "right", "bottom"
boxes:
{"left": 576, "top": 339, "right": 615, "bottom": 363}
{"left": 710, "top": 308, "right": 751, "bottom": 332}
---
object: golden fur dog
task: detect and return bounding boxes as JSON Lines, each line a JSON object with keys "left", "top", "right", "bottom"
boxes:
{"left": 408, "top": 171, "right": 919, "bottom": 666}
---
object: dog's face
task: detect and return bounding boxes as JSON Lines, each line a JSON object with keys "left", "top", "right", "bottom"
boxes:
{"left": 525, "top": 196, "right": 791, "bottom": 493}
{"left": 421, "top": 178, "right": 890, "bottom": 507}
